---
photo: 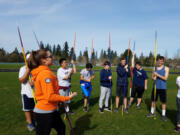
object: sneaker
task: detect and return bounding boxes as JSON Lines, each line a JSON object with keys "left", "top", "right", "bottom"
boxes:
{"left": 174, "top": 127, "right": 180, "bottom": 132}
{"left": 27, "top": 123, "right": 35, "bottom": 131}
{"left": 114, "top": 108, "right": 118, "bottom": 113}
{"left": 83, "top": 107, "right": 88, "bottom": 112}
{"left": 99, "top": 108, "right": 104, "bottom": 113}
{"left": 104, "top": 107, "right": 112, "bottom": 112}
{"left": 162, "top": 116, "right": 167, "bottom": 122}
{"left": 136, "top": 105, "right": 141, "bottom": 110}
{"left": 68, "top": 110, "right": 75, "bottom": 115}
{"left": 146, "top": 113, "right": 155, "bottom": 117}
{"left": 127, "top": 104, "right": 131, "bottom": 109}
{"left": 123, "top": 108, "right": 129, "bottom": 114}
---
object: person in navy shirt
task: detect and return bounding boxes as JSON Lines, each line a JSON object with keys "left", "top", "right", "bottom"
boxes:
{"left": 99, "top": 61, "right": 112, "bottom": 113}
{"left": 128, "top": 52, "right": 148, "bottom": 109}
{"left": 114, "top": 58, "right": 130, "bottom": 113}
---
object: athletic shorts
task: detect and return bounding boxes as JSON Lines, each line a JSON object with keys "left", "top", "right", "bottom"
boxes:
{"left": 59, "top": 89, "right": 70, "bottom": 104}
{"left": 22, "top": 94, "right": 35, "bottom": 111}
{"left": 116, "top": 85, "right": 128, "bottom": 97}
{"left": 151, "top": 89, "right": 167, "bottom": 103}
{"left": 131, "top": 85, "right": 145, "bottom": 98}
{"left": 81, "top": 83, "right": 92, "bottom": 98}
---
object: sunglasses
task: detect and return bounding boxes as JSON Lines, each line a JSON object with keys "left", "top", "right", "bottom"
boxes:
{"left": 46, "top": 55, "right": 53, "bottom": 58}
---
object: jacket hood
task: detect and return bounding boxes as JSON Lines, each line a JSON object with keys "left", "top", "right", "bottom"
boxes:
{"left": 31, "top": 65, "right": 50, "bottom": 81}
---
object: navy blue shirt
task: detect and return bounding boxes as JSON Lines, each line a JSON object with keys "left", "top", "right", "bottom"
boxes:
{"left": 100, "top": 69, "right": 112, "bottom": 88}
{"left": 116, "top": 64, "right": 130, "bottom": 86}
{"left": 133, "top": 68, "right": 148, "bottom": 87}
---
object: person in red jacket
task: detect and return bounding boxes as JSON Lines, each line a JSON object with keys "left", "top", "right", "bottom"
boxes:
{"left": 28, "top": 49, "right": 77, "bottom": 135}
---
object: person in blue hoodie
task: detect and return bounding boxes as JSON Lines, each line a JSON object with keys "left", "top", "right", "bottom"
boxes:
{"left": 99, "top": 61, "right": 112, "bottom": 113}
{"left": 114, "top": 58, "right": 130, "bottom": 113}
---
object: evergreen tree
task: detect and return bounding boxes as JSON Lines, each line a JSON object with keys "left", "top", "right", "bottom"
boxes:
{"left": 62, "top": 41, "right": 69, "bottom": 58}
{"left": 40, "top": 41, "right": 44, "bottom": 49}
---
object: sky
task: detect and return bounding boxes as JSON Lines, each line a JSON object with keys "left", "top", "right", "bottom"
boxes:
{"left": 0, "top": 0, "right": 180, "bottom": 58}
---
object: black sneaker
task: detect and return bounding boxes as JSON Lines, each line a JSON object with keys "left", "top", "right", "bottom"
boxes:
{"left": 174, "top": 127, "right": 180, "bottom": 132}
{"left": 104, "top": 107, "right": 112, "bottom": 112}
{"left": 83, "top": 107, "right": 88, "bottom": 112}
{"left": 146, "top": 113, "right": 155, "bottom": 117}
{"left": 123, "top": 108, "right": 129, "bottom": 114}
{"left": 99, "top": 108, "right": 104, "bottom": 113}
{"left": 162, "top": 116, "right": 167, "bottom": 122}
{"left": 68, "top": 110, "right": 75, "bottom": 115}
{"left": 114, "top": 108, "right": 118, "bottom": 113}
{"left": 127, "top": 104, "right": 131, "bottom": 109}
{"left": 136, "top": 105, "right": 141, "bottom": 110}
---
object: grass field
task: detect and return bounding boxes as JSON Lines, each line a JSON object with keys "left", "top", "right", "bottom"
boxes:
{"left": 0, "top": 68, "right": 179, "bottom": 135}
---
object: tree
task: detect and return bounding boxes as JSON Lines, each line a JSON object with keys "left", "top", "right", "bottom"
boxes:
{"left": 40, "top": 41, "right": 44, "bottom": 49}
{"left": 62, "top": 41, "right": 69, "bottom": 58}
{"left": 78, "top": 51, "right": 83, "bottom": 63}
{"left": 122, "top": 49, "right": 132, "bottom": 65}
{"left": 52, "top": 44, "right": 56, "bottom": 55}
{"left": 69, "top": 47, "right": 76, "bottom": 61}
{"left": 83, "top": 47, "right": 89, "bottom": 63}
{"left": 56, "top": 44, "right": 61, "bottom": 56}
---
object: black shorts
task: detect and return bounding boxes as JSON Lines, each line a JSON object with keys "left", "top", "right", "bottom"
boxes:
{"left": 151, "top": 89, "right": 167, "bottom": 103}
{"left": 116, "top": 85, "right": 128, "bottom": 97}
{"left": 131, "top": 85, "right": 145, "bottom": 98}
{"left": 22, "top": 94, "right": 35, "bottom": 111}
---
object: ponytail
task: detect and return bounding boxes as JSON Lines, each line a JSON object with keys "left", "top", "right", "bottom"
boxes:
{"left": 28, "top": 49, "right": 47, "bottom": 70}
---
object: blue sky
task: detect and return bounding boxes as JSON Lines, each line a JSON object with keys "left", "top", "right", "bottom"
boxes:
{"left": 0, "top": 0, "right": 180, "bottom": 58}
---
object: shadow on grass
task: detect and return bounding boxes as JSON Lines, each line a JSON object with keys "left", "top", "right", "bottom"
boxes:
{"left": 145, "top": 98, "right": 152, "bottom": 111}
{"left": 73, "top": 114, "right": 97, "bottom": 135}
{"left": 156, "top": 107, "right": 177, "bottom": 126}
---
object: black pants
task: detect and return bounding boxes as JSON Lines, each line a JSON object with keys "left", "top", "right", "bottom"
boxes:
{"left": 35, "top": 111, "right": 65, "bottom": 135}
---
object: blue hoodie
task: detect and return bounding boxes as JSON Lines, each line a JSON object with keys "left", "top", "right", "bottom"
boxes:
{"left": 100, "top": 69, "right": 112, "bottom": 88}
{"left": 116, "top": 64, "right": 130, "bottom": 86}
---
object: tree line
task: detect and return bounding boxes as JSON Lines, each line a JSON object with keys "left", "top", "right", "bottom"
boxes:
{"left": 0, "top": 41, "right": 180, "bottom": 68}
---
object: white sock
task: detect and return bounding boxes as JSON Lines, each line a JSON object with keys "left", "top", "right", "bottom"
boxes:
{"left": 65, "top": 106, "right": 69, "bottom": 112}
{"left": 151, "top": 107, "right": 154, "bottom": 114}
{"left": 162, "top": 110, "right": 166, "bottom": 116}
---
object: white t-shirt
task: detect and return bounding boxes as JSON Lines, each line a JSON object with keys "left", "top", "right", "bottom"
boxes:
{"left": 176, "top": 76, "right": 180, "bottom": 98}
{"left": 19, "top": 66, "right": 33, "bottom": 98}
{"left": 57, "top": 67, "right": 71, "bottom": 87}
{"left": 80, "top": 69, "right": 95, "bottom": 81}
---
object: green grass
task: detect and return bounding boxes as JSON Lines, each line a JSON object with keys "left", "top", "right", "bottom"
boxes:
{"left": 0, "top": 70, "right": 179, "bottom": 135}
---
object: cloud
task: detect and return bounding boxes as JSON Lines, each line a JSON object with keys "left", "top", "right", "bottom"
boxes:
{"left": 0, "top": 0, "right": 71, "bottom": 16}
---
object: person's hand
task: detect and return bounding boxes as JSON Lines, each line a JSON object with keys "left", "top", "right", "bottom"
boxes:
{"left": 69, "top": 92, "right": 77, "bottom": 99}
{"left": 30, "top": 80, "right": 34, "bottom": 87}
{"left": 69, "top": 68, "right": 73, "bottom": 74}
{"left": 71, "top": 60, "right": 75, "bottom": 65}
{"left": 87, "top": 79, "right": 91, "bottom": 83}
{"left": 153, "top": 72, "right": 158, "bottom": 76}
{"left": 109, "top": 76, "right": 112, "bottom": 80}
{"left": 26, "top": 67, "right": 30, "bottom": 73}
{"left": 124, "top": 65, "right": 128, "bottom": 69}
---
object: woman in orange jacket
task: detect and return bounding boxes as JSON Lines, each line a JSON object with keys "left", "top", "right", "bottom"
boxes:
{"left": 28, "top": 49, "right": 77, "bottom": 135}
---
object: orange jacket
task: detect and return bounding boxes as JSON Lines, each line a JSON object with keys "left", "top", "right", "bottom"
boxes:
{"left": 31, "top": 65, "right": 70, "bottom": 111}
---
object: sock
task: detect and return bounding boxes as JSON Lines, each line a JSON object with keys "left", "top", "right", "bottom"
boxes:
{"left": 151, "top": 107, "right": 154, "bottom": 114}
{"left": 65, "top": 106, "right": 69, "bottom": 112}
{"left": 162, "top": 110, "right": 166, "bottom": 116}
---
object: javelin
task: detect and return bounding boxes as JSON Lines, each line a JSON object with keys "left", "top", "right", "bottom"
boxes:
{"left": 17, "top": 26, "right": 36, "bottom": 104}
{"left": 109, "top": 32, "right": 113, "bottom": 113}
{"left": 72, "top": 32, "right": 76, "bottom": 61}
{"left": 153, "top": 31, "right": 157, "bottom": 119}
{"left": 90, "top": 38, "right": 93, "bottom": 64}
{"left": 33, "top": 31, "right": 41, "bottom": 49}
{"left": 122, "top": 39, "right": 130, "bottom": 116}
{"left": 129, "top": 41, "right": 135, "bottom": 101}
